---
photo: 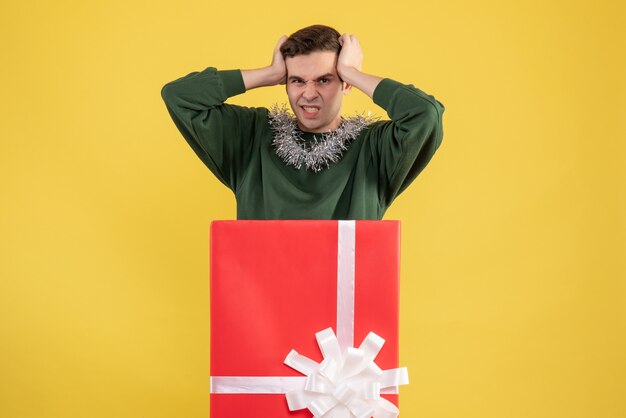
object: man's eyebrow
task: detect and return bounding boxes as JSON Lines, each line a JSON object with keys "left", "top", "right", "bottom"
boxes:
{"left": 287, "top": 74, "right": 335, "bottom": 81}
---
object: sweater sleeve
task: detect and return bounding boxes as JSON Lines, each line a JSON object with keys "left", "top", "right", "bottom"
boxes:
{"left": 368, "top": 78, "right": 445, "bottom": 206}
{"left": 160, "top": 67, "right": 260, "bottom": 192}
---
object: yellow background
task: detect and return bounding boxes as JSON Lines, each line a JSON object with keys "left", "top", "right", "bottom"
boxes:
{"left": 1, "top": 0, "right": 624, "bottom": 417}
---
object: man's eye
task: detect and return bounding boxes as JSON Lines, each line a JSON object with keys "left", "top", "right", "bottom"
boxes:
{"left": 291, "top": 79, "right": 304, "bottom": 84}
{"left": 319, "top": 78, "right": 329, "bottom": 84}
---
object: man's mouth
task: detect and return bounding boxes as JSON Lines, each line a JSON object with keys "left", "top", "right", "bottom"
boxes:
{"left": 300, "top": 105, "right": 320, "bottom": 116}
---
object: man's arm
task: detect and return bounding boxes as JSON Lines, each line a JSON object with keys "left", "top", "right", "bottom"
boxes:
{"left": 161, "top": 67, "right": 255, "bottom": 192}
{"left": 161, "top": 37, "right": 290, "bottom": 192}
{"left": 336, "top": 33, "right": 445, "bottom": 205}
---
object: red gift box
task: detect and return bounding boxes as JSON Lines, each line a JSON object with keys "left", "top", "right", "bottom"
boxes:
{"left": 209, "top": 221, "right": 407, "bottom": 417}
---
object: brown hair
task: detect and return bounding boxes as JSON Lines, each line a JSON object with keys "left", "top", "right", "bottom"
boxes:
{"left": 280, "top": 25, "right": 341, "bottom": 58}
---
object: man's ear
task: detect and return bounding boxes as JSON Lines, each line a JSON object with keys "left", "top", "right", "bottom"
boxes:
{"left": 342, "top": 81, "right": 353, "bottom": 95}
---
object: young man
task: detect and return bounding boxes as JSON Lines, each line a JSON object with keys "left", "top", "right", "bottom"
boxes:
{"left": 161, "top": 25, "right": 445, "bottom": 220}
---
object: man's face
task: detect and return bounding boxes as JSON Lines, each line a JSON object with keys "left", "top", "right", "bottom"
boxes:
{"left": 285, "top": 51, "right": 351, "bottom": 133}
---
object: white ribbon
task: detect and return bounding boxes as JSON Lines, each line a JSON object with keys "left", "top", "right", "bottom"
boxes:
{"left": 285, "top": 328, "right": 409, "bottom": 418}
{"left": 210, "top": 221, "right": 409, "bottom": 417}
{"left": 336, "top": 220, "right": 355, "bottom": 351}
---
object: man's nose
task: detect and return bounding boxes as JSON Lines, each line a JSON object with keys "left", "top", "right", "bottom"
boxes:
{"left": 302, "top": 81, "right": 319, "bottom": 100}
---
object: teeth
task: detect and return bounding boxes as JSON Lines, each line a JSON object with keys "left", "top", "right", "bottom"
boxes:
{"left": 303, "top": 106, "right": 319, "bottom": 112}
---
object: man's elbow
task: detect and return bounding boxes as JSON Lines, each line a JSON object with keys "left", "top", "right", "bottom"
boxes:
{"left": 160, "top": 82, "right": 184, "bottom": 111}
{"left": 434, "top": 104, "right": 445, "bottom": 149}
{"left": 426, "top": 99, "right": 445, "bottom": 149}
{"left": 435, "top": 98, "right": 445, "bottom": 114}
{"left": 160, "top": 83, "right": 173, "bottom": 103}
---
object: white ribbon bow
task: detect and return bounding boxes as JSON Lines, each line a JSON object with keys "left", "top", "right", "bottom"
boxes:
{"left": 284, "top": 327, "right": 409, "bottom": 418}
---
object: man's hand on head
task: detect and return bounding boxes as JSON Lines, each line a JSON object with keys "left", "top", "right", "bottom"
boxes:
{"left": 271, "top": 35, "right": 288, "bottom": 85}
{"left": 241, "top": 35, "right": 288, "bottom": 90}
{"left": 337, "top": 34, "right": 363, "bottom": 81}
{"left": 336, "top": 33, "right": 383, "bottom": 100}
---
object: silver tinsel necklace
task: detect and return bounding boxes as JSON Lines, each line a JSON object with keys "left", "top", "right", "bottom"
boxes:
{"left": 268, "top": 104, "right": 375, "bottom": 172}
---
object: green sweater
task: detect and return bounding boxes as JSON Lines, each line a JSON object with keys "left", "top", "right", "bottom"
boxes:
{"left": 161, "top": 67, "right": 444, "bottom": 220}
